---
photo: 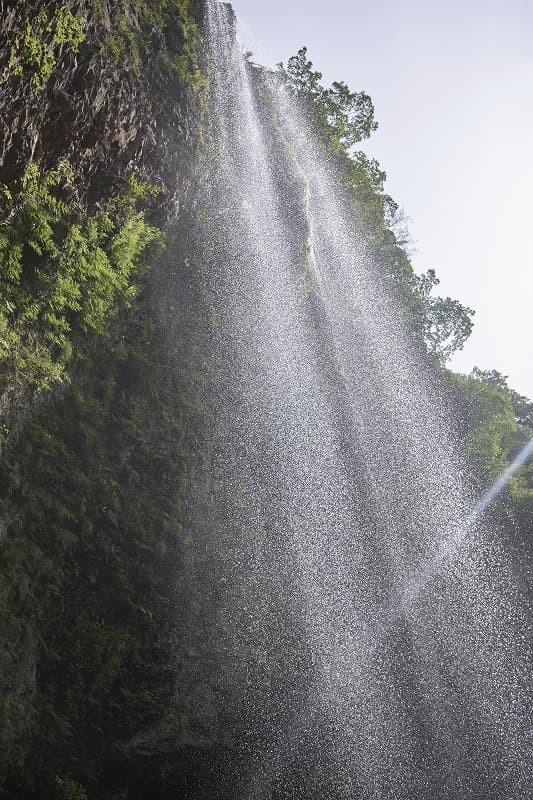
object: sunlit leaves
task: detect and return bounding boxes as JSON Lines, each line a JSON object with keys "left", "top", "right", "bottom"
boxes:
{"left": 0, "top": 163, "right": 162, "bottom": 391}
{"left": 413, "top": 269, "right": 475, "bottom": 363}
{"left": 278, "top": 47, "right": 378, "bottom": 153}
{"left": 5, "top": 6, "right": 85, "bottom": 89}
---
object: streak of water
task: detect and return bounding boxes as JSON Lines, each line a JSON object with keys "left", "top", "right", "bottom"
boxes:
{"left": 472, "top": 436, "right": 533, "bottom": 519}
{"left": 402, "top": 436, "right": 533, "bottom": 609}
{"left": 179, "top": 4, "right": 532, "bottom": 798}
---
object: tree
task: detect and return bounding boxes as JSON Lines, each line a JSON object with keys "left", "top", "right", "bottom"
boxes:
{"left": 278, "top": 47, "right": 377, "bottom": 153}
{"left": 413, "top": 269, "right": 474, "bottom": 363}
{"left": 277, "top": 49, "right": 474, "bottom": 364}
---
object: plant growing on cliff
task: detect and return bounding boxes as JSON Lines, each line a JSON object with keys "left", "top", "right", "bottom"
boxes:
{"left": 54, "top": 776, "right": 88, "bottom": 800}
{"left": 0, "top": 163, "right": 162, "bottom": 391}
{"left": 5, "top": 5, "right": 85, "bottom": 89}
{"left": 277, "top": 49, "right": 475, "bottom": 363}
{"left": 278, "top": 47, "right": 377, "bottom": 153}
{"left": 101, "top": 0, "right": 205, "bottom": 89}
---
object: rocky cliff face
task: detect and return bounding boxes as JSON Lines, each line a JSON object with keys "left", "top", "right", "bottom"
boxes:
{"left": 0, "top": 2, "right": 216, "bottom": 797}
{"left": 0, "top": 0, "right": 204, "bottom": 212}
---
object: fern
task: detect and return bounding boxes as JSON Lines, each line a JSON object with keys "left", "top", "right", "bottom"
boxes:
{"left": 0, "top": 163, "right": 163, "bottom": 391}
{"left": 6, "top": 6, "right": 85, "bottom": 89}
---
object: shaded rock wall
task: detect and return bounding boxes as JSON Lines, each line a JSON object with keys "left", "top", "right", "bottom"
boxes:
{"left": 0, "top": 2, "right": 213, "bottom": 796}
{"left": 0, "top": 0, "right": 205, "bottom": 214}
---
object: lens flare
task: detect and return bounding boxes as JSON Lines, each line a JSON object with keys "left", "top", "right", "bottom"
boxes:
{"left": 402, "top": 436, "right": 533, "bottom": 609}
{"left": 470, "top": 436, "right": 533, "bottom": 521}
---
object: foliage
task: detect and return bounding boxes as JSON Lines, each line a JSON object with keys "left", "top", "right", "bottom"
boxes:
{"left": 54, "top": 776, "right": 88, "bottom": 800}
{"left": 277, "top": 49, "right": 475, "bottom": 363}
{"left": 0, "top": 2, "right": 208, "bottom": 796}
{"left": 0, "top": 265, "right": 207, "bottom": 795}
{"left": 100, "top": 0, "right": 205, "bottom": 88}
{"left": 2, "top": 0, "right": 203, "bottom": 91}
{"left": 450, "top": 368, "right": 533, "bottom": 498}
{"left": 278, "top": 47, "right": 377, "bottom": 153}
{"left": 446, "top": 367, "right": 532, "bottom": 574}
{"left": 0, "top": 163, "right": 162, "bottom": 391}
{"left": 413, "top": 268, "right": 474, "bottom": 362}
{"left": 5, "top": 5, "right": 85, "bottom": 89}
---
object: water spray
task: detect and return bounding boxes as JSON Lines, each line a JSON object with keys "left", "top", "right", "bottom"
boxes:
{"left": 402, "top": 436, "right": 533, "bottom": 609}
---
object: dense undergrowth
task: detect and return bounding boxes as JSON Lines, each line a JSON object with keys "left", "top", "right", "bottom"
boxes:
{"left": 0, "top": 1, "right": 208, "bottom": 796}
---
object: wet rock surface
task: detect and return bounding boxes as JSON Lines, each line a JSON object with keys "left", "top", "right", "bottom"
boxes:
{"left": 0, "top": 0, "right": 204, "bottom": 218}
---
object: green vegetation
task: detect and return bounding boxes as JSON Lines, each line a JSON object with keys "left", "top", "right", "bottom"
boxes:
{"left": 0, "top": 200, "right": 212, "bottom": 795}
{"left": 2, "top": 0, "right": 204, "bottom": 92}
{"left": 450, "top": 368, "right": 533, "bottom": 503}
{"left": 413, "top": 268, "right": 474, "bottom": 363}
{"left": 0, "top": 163, "right": 161, "bottom": 392}
{"left": 0, "top": 277, "right": 194, "bottom": 795}
{"left": 54, "top": 777, "right": 88, "bottom": 800}
{"left": 0, "top": 2, "right": 209, "bottom": 797}
{"left": 278, "top": 47, "right": 377, "bottom": 151}
{"left": 4, "top": 5, "right": 85, "bottom": 89}
{"left": 277, "top": 48, "right": 475, "bottom": 365}
{"left": 100, "top": 0, "right": 205, "bottom": 88}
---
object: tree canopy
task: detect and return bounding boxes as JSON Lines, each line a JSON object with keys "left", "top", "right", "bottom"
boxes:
{"left": 278, "top": 47, "right": 378, "bottom": 152}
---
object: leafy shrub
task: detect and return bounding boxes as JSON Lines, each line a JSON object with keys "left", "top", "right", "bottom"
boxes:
{"left": 278, "top": 47, "right": 377, "bottom": 153}
{"left": 0, "top": 163, "right": 162, "bottom": 391}
{"left": 100, "top": 0, "right": 205, "bottom": 88}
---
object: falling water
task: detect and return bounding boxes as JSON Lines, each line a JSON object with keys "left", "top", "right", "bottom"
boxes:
{"left": 178, "top": 3, "right": 531, "bottom": 797}
{"left": 401, "top": 436, "right": 533, "bottom": 610}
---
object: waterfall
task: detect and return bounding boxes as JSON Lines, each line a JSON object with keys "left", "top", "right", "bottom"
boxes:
{"left": 178, "top": 3, "right": 531, "bottom": 797}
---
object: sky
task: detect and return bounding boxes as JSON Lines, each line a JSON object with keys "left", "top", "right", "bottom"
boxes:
{"left": 229, "top": 0, "right": 533, "bottom": 399}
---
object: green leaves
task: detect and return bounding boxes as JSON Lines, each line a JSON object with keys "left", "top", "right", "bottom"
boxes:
{"left": 413, "top": 269, "right": 475, "bottom": 363}
{"left": 54, "top": 776, "right": 88, "bottom": 800}
{"left": 0, "top": 163, "right": 163, "bottom": 391}
{"left": 100, "top": 0, "right": 205, "bottom": 89}
{"left": 278, "top": 47, "right": 378, "bottom": 152}
{"left": 449, "top": 369, "right": 533, "bottom": 522}
{"left": 277, "top": 49, "right": 475, "bottom": 363}
{"left": 5, "top": 6, "right": 85, "bottom": 89}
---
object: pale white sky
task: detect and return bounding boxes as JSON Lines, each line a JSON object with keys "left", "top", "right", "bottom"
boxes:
{"left": 230, "top": 0, "right": 533, "bottom": 398}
